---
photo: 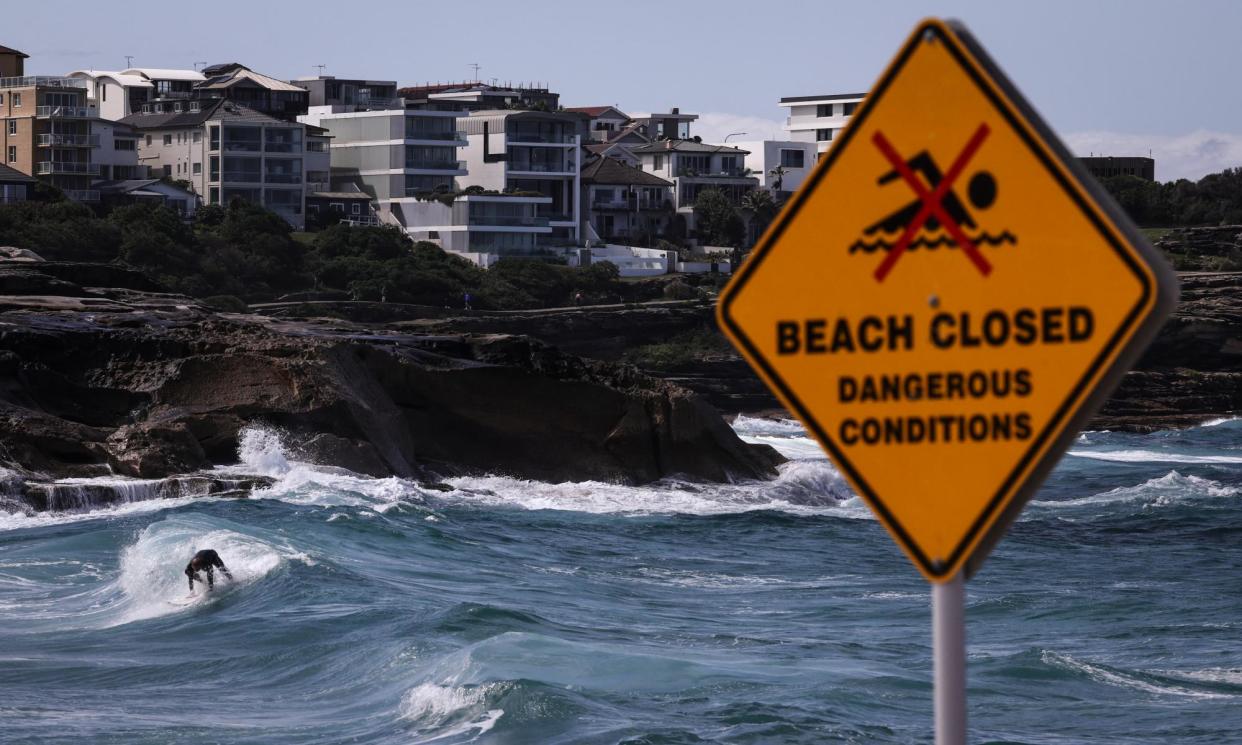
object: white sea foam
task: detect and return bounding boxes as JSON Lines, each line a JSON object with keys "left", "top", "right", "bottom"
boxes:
{"left": 399, "top": 682, "right": 505, "bottom": 743}
{"left": 1033, "top": 471, "right": 1239, "bottom": 510}
{"left": 106, "top": 514, "right": 296, "bottom": 625}
{"left": 730, "top": 414, "right": 807, "bottom": 438}
{"left": 1157, "top": 668, "right": 1242, "bottom": 686}
{"left": 442, "top": 459, "right": 863, "bottom": 518}
{"left": 227, "top": 425, "right": 426, "bottom": 512}
{"left": 1200, "top": 417, "right": 1240, "bottom": 428}
{"left": 1041, "top": 651, "right": 1237, "bottom": 700}
{"left": 1067, "top": 449, "right": 1242, "bottom": 465}
{"left": 0, "top": 495, "right": 206, "bottom": 533}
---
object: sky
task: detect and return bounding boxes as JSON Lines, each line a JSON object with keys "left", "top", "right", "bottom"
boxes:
{"left": 11, "top": 0, "right": 1242, "bottom": 180}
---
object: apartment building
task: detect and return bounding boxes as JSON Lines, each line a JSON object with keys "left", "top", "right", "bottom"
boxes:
{"left": 580, "top": 155, "right": 673, "bottom": 245}
{"left": 398, "top": 82, "right": 560, "bottom": 112}
{"left": 778, "top": 93, "right": 865, "bottom": 155}
{"left": 631, "top": 140, "right": 758, "bottom": 210}
{"left": 291, "top": 76, "right": 399, "bottom": 109}
{"left": 197, "top": 63, "right": 309, "bottom": 121}
{"left": 121, "top": 99, "right": 309, "bottom": 227}
{"left": 0, "top": 75, "right": 100, "bottom": 202}
{"left": 299, "top": 104, "right": 467, "bottom": 215}
{"left": 566, "top": 106, "right": 631, "bottom": 142}
{"left": 67, "top": 68, "right": 205, "bottom": 120}
{"left": 301, "top": 103, "right": 561, "bottom": 260}
{"left": 716, "top": 139, "right": 818, "bottom": 194}
{"left": 91, "top": 120, "right": 143, "bottom": 181}
{"left": 460, "top": 110, "right": 586, "bottom": 247}
{"left": 629, "top": 108, "right": 698, "bottom": 141}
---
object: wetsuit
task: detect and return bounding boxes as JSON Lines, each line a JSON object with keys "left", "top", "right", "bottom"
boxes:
{"left": 185, "top": 549, "right": 233, "bottom": 591}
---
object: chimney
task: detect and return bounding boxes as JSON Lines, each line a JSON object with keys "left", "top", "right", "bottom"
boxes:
{"left": 671, "top": 107, "right": 679, "bottom": 114}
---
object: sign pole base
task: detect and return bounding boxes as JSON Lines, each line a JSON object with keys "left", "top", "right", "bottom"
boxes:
{"left": 934, "top": 572, "right": 966, "bottom": 745}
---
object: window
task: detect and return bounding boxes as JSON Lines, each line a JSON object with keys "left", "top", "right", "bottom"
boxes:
{"left": 12, "top": 93, "right": 20, "bottom": 107}
{"left": 209, "top": 187, "right": 219, "bottom": 204}
{"left": 780, "top": 149, "right": 805, "bottom": 168}
{"left": 816, "top": 128, "right": 834, "bottom": 142}
{"left": 209, "top": 126, "right": 220, "bottom": 151}
{"left": 209, "top": 156, "right": 219, "bottom": 180}
{"left": 329, "top": 202, "right": 344, "bottom": 212}
{"left": 192, "top": 162, "right": 201, "bottom": 175}
{"left": 843, "top": 102, "right": 857, "bottom": 116}
{"left": 6, "top": 146, "right": 14, "bottom": 163}
{"left": 0, "top": 94, "right": 4, "bottom": 105}
{"left": 6, "top": 120, "right": 14, "bottom": 135}
{"left": 192, "top": 131, "right": 201, "bottom": 143}
{"left": 719, "top": 156, "right": 738, "bottom": 173}
{"left": 146, "top": 135, "right": 152, "bottom": 146}
{"left": 163, "top": 164, "right": 172, "bottom": 177}
{"left": 163, "top": 134, "right": 172, "bottom": 146}
{"left": 653, "top": 154, "right": 664, "bottom": 171}
{"left": 115, "top": 138, "right": 135, "bottom": 151}
{"left": 351, "top": 203, "right": 361, "bottom": 215}
{"left": 816, "top": 103, "right": 833, "bottom": 118}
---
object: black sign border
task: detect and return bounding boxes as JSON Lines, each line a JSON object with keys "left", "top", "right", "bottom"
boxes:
{"left": 718, "top": 19, "right": 1177, "bottom": 580}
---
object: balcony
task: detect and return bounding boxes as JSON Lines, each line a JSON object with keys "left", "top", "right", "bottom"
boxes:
{"left": 677, "top": 167, "right": 752, "bottom": 178}
{"left": 467, "top": 215, "right": 550, "bottom": 228}
{"left": 35, "top": 161, "right": 100, "bottom": 176}
{"left": 222, "top": 142, "right": 262, "bottom": 153}
{"left": 220, "top": 171, "right": 263, "bottom": 183}
{"left": 35, "top": 106, "right": 92, "bottom": 119}
{"left": 0, "top": 76, "right": 87, "bottom": 90}
{"left": 405, "top": 159, "right": 466, "bottom": 171}
{"left": 592, "top": 198, "right": 663, "bottom": 211}
{"left": 152, "top": 90, "right": 194, "bottom": 100}
{"left": 264, "top": 173, "right": 302, "bottom": 184}
{"left": 508, "top": 163, "right": 574, "bottom": 174}
{"left": 63, "top": 189, "right": 100, "bottom": 202}
{"left": 406, "top": 130, "right": 467, "bottom": 142}
{"left": 37, "top": 134, "right": 99, "bottom": 147}
{"left": 508, "top": 134, "right": 577, "bottom": 145}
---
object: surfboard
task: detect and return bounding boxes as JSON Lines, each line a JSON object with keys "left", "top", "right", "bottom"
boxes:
{"left": 168, "top": 594, "right": 199, "bottom": 607}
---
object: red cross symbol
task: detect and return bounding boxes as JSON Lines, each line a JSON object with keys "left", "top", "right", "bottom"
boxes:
{"left": 870, "top": 124, "right": 993, "bottom": 282}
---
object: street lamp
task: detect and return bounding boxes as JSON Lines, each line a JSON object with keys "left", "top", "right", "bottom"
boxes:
{"left": 724, "top": 132, "right": 748, "bottom": 142}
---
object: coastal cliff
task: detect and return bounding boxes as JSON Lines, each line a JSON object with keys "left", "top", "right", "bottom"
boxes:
{"left": 0, "top": 256, "right": 781, "bottom": 486}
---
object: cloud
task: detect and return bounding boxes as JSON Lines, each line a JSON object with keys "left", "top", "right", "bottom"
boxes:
{"left": 694, "top": 112, "right": 789, "bottom": 144}
{"left": 694, "top": 113, "right": 1242, "bottom": 183}
{"left": 1063, "top": 130, "right": 1242, "bottom": 182}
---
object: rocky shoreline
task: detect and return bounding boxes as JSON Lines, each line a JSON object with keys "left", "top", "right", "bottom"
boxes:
{"left": 1, "top": 243, "right": 1237, "bottom": 513}
{"left": 0, "top": 256, "right": 782, "bottom": 510}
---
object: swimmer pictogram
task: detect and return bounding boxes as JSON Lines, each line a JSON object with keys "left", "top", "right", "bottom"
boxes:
{"left": 852, "top": 124, "right": 1015, "bottom": 282}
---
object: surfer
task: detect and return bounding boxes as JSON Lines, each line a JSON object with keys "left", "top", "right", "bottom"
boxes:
{"left": 184, "top": 549, "right": 234, "bottom": 592}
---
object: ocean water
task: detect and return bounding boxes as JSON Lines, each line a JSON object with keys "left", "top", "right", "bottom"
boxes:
{"left": 1, "top": 417, "right": 1240, "bottom": 744}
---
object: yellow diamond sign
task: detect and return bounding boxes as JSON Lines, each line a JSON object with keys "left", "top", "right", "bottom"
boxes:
{"left": 718, "top": 19, "right": 1177, "bottom": 582}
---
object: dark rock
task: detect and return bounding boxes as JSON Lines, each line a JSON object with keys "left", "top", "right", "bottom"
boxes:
{"left": 0, "top": 263, "right": 780, "bottom": 485}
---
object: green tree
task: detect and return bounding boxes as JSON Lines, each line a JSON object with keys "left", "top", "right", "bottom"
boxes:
{"left": 693, "top": 188, "right": 745, "bottom": 247}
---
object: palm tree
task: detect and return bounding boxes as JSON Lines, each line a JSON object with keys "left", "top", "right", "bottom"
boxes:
{"left": 768, "top": 165, "right": 788, "bottom": 193}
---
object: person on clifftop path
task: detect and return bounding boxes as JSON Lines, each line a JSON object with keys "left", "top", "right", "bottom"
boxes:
{"left": 463, "top": 292, "right": 473, "bottom": 311}
{"left": 184, "top": 549, "right": 233, "bottom": 593}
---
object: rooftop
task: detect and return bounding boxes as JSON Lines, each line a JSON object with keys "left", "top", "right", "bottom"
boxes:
{"left": 0, "top": 162, "right": 36, "bottom": 183}
{"left": 67, "top": 70, "right": 154, "bottom": 88}
{"left": 0, "top": 44, "right": 29, "bottom": 59}
{"left": 630, "top": 140, "right": 749, "bottom": 155}
{"left": 120, "top": 68, "right": 206, "bottom": 83}
{"left": 778, "top": 92, "right": 867, "bottom": 104}
{"left": 119, "top": 99, "right": 295, "bottom": 129}
{"left": 581, "top": 156, "right": 672, "bottom": 187}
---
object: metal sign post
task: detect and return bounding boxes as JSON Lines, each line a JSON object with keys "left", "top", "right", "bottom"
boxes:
{"left": 933, "top": 574, "right": 966, "bottom": 745}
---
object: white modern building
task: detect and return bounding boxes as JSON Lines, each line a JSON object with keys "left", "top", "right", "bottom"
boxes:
{"left": 714, "top": 139, "right": 818, "bottom": 194}
{"left": 298, "top": 104, "right": 467, "bottom": 222}
{"left": 460, "top": 109, "right": 586, "bottom": 247}
{"left": 67, "top": 68, "right": 205, "bottom": 120}
{"left": 89, "top": 119, "right": 144, "bottom": 181}
{"left": 778, "top": 92, "right": 865, "bottom": 156}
